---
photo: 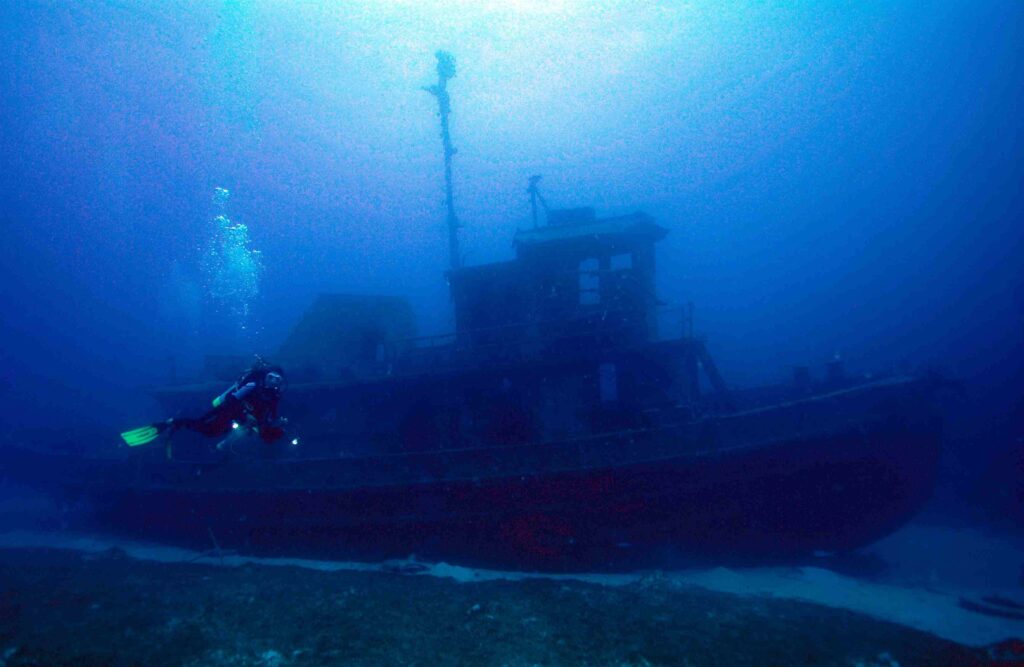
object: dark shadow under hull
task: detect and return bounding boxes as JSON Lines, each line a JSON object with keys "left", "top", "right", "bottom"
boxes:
{"left": 1, "top": 378, "right": 943, "bottom": 571}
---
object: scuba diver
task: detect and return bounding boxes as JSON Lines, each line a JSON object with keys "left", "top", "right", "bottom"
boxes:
{"left": 120, "top": 358, "right": 289, "bottom": 449}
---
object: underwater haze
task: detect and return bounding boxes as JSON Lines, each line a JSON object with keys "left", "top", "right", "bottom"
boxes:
{"left": 1, "top": 1, "right": 1021, "bottom": 434}
{"left": 0, "top": 1, "right": 1022, "bottom": 663}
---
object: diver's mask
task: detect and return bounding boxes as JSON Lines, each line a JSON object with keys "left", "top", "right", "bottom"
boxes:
{"left": 265, "top": 371, "right": 284, "bottom": 390}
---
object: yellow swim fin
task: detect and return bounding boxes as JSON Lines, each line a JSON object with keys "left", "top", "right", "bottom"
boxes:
{"left": 120, "top": 423, "right": 166, "bottom": 447}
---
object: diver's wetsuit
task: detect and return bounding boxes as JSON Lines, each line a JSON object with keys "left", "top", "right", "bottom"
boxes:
{"left": 172, "top": 366, "right": 285, "bottom": 444}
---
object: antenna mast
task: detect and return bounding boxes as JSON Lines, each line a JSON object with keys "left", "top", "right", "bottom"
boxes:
{"left": 423, "top": 51, "right": 461, "bottom": 271}
{"left": 527, "top": 175, "right": 549, "bottom": 228}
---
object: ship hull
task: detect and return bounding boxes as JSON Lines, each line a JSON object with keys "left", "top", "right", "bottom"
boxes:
{"left": 1, "top": 378, "right": 942, "bottom": 570}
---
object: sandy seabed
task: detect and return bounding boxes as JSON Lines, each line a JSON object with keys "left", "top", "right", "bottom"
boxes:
{"left": 0, "top": 525, "right": 1020, "bottom": 666}
{"left": 0, "top": 488, "right": 1020, "bottom": 665}
{"left": 0, "top": 545, "right": 990, "bottom": 667}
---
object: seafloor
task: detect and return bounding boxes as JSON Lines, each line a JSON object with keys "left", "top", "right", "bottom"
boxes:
{"left": 0, "top": 547, "right": 989, "bottom": 667}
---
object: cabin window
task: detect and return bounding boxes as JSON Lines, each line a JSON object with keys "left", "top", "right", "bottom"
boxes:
{"left": 610, "top": 253, "right": 633, "bottom": 271}
{"left": 599, "top": 362, "right": 618, "bottom": 402}
{"left": 358, "top": 327, "right": 378, "bottom": 360}
{"left": 579, "top": 258, "right": 600, "bottom": 305}
{"left": 360, "top": 330, "right": 385, "bottom": 362}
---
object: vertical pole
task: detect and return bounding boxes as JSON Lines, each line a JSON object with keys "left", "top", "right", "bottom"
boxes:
{"left": 424, "top": 51, "right": 461, "bottom": 271}
{"left": 530, "top": 185, "right": 538, "bottom": 228}
{"left": 528, "top": 175, "right": 541, "bottom": 229}
{"left": 526, "top": 174, "right": 548, "bottom": 228}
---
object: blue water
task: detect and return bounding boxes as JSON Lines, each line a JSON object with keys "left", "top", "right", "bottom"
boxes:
{"left": 0, "top": 1, "right": 1021, "bottom": 660}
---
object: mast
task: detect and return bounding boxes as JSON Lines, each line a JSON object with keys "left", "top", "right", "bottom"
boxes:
{"left": 423, "top": 51, "right": 461, "bottom": 271}
{"left": 527, "top": 175, "right": 549, "bottom": 228}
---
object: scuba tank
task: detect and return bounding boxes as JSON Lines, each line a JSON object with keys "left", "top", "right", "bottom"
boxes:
{"left": 210, "top": 357, "right": 283, "bottom": 408}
